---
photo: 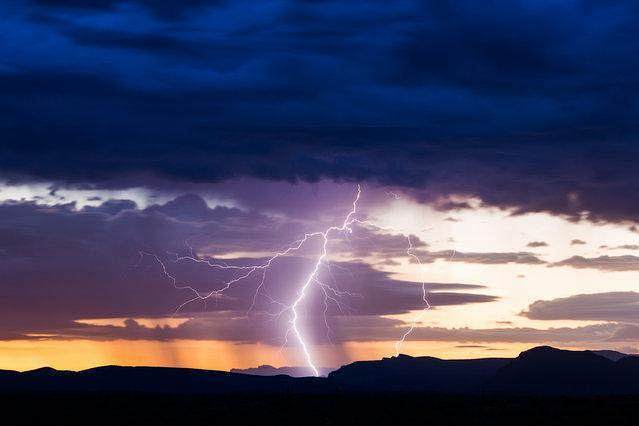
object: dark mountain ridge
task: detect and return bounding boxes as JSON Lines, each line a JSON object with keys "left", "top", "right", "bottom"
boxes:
{"left": 0, "top": 365, "right": 326, "bottom": 394}
{"left": 328, "top": 354, "right": 511, "bottom": 392}
{"left": 2, "top": 346, "right": 639, "bottom": 395}
{"left": 230, "top": 365, "right": 333, "bottom": 377}
{"left": 484, "top": 346, "right": 622, "bottom": 394}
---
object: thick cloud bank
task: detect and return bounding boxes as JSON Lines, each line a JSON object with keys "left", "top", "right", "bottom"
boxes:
{"left": 1, "top": 1, "right": 639, "bottom": 221}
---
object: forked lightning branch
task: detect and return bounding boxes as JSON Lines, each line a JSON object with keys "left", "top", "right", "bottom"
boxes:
{"left": 141, "top": 185, "right": 430, "bottom": 376}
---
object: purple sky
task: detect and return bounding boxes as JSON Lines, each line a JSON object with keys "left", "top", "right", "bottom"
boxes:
{"left": 2, "top": 0, "right": 639, "bottom": 371}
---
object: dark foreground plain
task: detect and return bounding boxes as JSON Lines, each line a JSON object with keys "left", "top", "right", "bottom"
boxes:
{"left": 2, "top": 393, "right": 639, "bottom": 426}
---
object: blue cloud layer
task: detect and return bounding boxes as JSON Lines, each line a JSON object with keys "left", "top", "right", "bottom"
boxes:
{"left": 2, "top": 1, "right": 639, "bottom": 221}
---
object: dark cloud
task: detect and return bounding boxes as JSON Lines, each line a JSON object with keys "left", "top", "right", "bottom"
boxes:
{"left": 611, "top": 244, "right": 639, "bottom": 250}
{"left": 10, "top": 314, "right": 628, "bottom": 345}
{"left": 550, "top": 255, "right": 639, "bottom": 271}
{"left": 386, "top": 323, "right": 623, "bottom": 345}
{"left": 523, "top": 292, "right": 639, "bottom": 322}
{"left": 31, "top": 0, "right": 221, "bottom": 20}
{"left": 608, "top": 325, "right": 639, "bottom": 342}
{"left": 571, "top": 239, "right": 587, "bottom": 245}
{"left": 0, "top": 1, "right": 637, "bottom": 222}
{"left": 397, "top": 249, "right": 546, "bottom": 265}
{"left": 332, "top": 223, "right": 429, "bottom": 259}
{"left": 526, "top": 241, "right": 548, "bottom": 248}
{"left": 313, "top": 261, "right": 495, "bottom": 316}
{"left": 82, "top": 199, "right": 137, "bottom": 215}
{"left": 429, "top": 250, "right": 546, "bottom": 265}
{"left": 0, "top": 197, "right": 495, "bottom": 342}
{"left": 432, "top": 200, "right": 473, "bottom": 212}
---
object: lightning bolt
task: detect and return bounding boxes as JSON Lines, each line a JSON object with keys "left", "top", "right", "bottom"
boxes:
{"left": 141, "top": 184, "right": 434, "bottom": 374}
{"left": 394, "top": 234, "right": 430, "bottom": 356}
{"left": 286, "top": 184, "right": 365, "bottom": 375}
{"left": 383, "top": 190, "right": 433, "bottom": 356}
{"left": 141, "top": 185, "right": 363, "bottom": 376}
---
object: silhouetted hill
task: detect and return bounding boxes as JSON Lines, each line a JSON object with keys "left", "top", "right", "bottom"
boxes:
{"left": 230, "top": 365, "right": 333, "bottom": 377}
{"left": 0, "top": 365, "right": 326, "bottom": 394}
{"left": 0, "top": 369, "right": 19, "bottom": 380}
{"left": 484, "top": 346, "right": 616, "bottom": 394}
{"left": 330, "top": 346, "right": 639, "bottom": 395}
{"left": 483, "top": 346, "right": 639, "bottom": 395}
{"left": 592, "top": 349, "right": 633, "bottom": 361}
{"left": 5, "top": 346, "right": 639, "bottom": 396}
{"left": 329, "top": 354, "right": 510, "bottom": 392}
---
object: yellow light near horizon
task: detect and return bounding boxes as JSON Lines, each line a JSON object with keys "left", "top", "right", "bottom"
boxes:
{"left": 0, "top": 338, "right": 549, "bottom": 372}
{"left": 0, "top": 340, "right": 282, "bottom": 372}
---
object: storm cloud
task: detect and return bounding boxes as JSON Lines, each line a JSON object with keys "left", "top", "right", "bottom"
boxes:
{"left": 0, "top": 1, "right": 638, "bottom": 222}
{"left": 0, "top": 195, "right": 496, "bottom": 342}
{"left": 550, "top": 255, "right": 639, "bottom": 271}
{"left": 523, "top": 292, "right": 639, "bottom": 323}
{"left": 32, "top": 316, "right": 633, "bottom": 346}
{"left": 428, "top": 250, "right": 546, "bottom": 265}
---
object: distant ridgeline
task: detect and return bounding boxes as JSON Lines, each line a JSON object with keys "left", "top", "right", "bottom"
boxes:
{"left": 3, "top": 346, "right": 639, "bottom": 395}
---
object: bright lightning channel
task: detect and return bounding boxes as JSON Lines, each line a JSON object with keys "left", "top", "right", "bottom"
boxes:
{"left": 142, "top": 185, "right": 363, "bottom": 377}
{"left": 141, "top": 184, "right": 432, "bottom": 375}
{"left": 393, "top": 234, "right": 430, "bottom": 356}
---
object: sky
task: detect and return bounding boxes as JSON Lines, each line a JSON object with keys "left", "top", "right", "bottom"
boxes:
{"left": 2, "top": 0, "right": 639, "bottom": 373}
